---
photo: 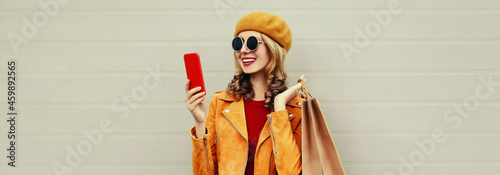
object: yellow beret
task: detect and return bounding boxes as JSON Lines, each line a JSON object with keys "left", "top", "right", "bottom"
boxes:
{"left": 234, "top": 12, "right": 292, "bottom": 51}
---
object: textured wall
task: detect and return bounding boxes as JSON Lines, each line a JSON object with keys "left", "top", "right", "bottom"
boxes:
{"left": 0, "top": 0, "right": 499, "bottom": 174}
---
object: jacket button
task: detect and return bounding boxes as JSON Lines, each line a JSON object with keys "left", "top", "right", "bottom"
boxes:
{"left": 222, "top": 95, "right": 226, "bottom": 98}
{"left": 289, "top": 113, "right": 293, "bottom": 117}
{"left": 297, "top": 102, "right": 301, "bottom": 105}
{"left": 225, "top": 109, "right": 229, "bottom": 113}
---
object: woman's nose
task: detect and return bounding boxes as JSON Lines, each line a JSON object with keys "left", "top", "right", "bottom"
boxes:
{"left": 240, "top": 44, "right": 250, "bottom": 53}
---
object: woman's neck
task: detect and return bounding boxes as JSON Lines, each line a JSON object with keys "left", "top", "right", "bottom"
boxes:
{"left": 249, "top": 70, "right": 268, "bottom": 101}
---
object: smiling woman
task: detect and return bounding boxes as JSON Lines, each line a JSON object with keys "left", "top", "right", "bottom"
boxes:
{"left": 185, "top": 12, "right": 304, "bottom": 175}
{"left": 233, "top": 31, "right": 271, "bottom": 75}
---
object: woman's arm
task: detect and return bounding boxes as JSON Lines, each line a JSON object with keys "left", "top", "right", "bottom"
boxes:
{"left": 186, "top": 80, "right": 218, "bottom": 174}
{"left": 269, "top": 76, "right": 304, "bottom": 174}
{"left": 185, "top": 80, "right": 208, "bottom": 138}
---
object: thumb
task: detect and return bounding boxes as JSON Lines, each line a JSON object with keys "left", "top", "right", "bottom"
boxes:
{"left": 291, "top": 82, "right": 302, "bottom": 91}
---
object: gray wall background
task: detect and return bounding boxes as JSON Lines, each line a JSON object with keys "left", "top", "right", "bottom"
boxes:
{"left": 0, "top": 0, "right": 499, "bottom": 174}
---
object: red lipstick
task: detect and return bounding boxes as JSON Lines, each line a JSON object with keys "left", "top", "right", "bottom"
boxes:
{"left": 242, "top": 57, "right": 257, "bottom": 66}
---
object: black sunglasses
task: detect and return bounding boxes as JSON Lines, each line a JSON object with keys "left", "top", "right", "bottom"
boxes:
{"left": 232, "top": 36, "right": 263, "bottom": 52}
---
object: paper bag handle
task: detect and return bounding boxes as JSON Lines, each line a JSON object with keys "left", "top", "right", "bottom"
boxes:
{"left": 298, "top": 78, "right": 313, "bottom": 99}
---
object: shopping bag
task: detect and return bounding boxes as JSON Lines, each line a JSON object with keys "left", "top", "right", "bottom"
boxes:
{"left": 300, "top": 79, "right": 346, "bottom": 175}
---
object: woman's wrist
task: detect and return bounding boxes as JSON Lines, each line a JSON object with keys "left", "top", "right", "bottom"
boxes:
{"left": 274, "top": 97, "right": 286, "bottom": 111}
{"left": 195, "top": 121, "right": 206, "bottom": 138}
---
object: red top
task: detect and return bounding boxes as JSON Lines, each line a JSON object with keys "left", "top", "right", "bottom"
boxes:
{"left": 244, "top": 100, "right": 271, "bottom": 175}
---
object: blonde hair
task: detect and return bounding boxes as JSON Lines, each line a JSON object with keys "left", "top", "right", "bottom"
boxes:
{"left": 226, "top": 34, "right": 288, "bottom": 111}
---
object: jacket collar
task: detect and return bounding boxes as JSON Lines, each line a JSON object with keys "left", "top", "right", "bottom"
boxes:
{"left": 221, "top": 96, "right": 248, "bottom": 140}
{"left": 218, "top": 91, "right": 303, "bottom": 107}
{"left": 218, "top": 90, "right": 302, "bottom": 142}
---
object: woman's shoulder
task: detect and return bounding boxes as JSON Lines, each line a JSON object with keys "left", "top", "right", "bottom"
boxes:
{"left": 211, "top": 90, "right": 235, "bottom": 101}
{"left": 212, "top": 90, "right": 228, "bottom": 97}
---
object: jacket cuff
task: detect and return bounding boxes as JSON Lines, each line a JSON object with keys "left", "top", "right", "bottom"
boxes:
{"left": 190, "top": 127, "right": 207, "bottom": 140}
{"left": 269, "top": 110, "right": 291, "bottom": 125}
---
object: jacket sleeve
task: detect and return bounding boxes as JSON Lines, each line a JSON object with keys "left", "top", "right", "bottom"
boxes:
{"left": 269, "top": 108, "right": 302, "bottom": 174}
{"left": 190, "top": 94, "right": 219, "bottom": 175}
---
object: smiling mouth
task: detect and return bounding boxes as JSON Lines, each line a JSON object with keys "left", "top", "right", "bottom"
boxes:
{"left": 242, "top": 58, "right": 256, "bottom": 66}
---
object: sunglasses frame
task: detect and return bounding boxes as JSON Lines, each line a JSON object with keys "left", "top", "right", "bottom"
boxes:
{"left": 232, "top": 36, "right": 264, "bottom": 52}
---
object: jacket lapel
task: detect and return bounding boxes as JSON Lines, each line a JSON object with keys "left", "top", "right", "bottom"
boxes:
{"left": 257, "top": 93, "right": 302, "bottom": 147}
{"left": 218, "top": 92, "right": 302, "bottom": 146}
{"left": 220, "top": 95, "right": 248, "bottom": 141}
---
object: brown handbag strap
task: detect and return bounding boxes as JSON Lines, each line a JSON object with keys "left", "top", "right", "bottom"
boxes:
{"left": 298, "top": 78, "right": 313, "bottom": 99}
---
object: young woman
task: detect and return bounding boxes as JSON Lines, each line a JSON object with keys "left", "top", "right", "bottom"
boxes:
{"left": 185, "top": 12, "right": 303, "bottom": 175}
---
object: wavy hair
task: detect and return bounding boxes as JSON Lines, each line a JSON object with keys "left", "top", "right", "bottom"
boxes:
{"left": 226, "top": 34, "right": 288, "bottom": 111}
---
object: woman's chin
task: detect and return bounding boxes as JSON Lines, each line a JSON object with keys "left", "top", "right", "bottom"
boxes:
{"left": 242, "top": 69, "right": 254, "bottom": 74}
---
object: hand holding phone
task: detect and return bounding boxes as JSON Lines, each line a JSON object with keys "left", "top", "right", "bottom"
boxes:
{"left": 184, "top": 53, "right": 206, "bottom": 93}
{"left": 184, "top": 53, "right": 208, "bottom": 137}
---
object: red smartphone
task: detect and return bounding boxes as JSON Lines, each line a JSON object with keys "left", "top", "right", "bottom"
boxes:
{"left": 184, "top": 53, "right": 206, "bottom": 93}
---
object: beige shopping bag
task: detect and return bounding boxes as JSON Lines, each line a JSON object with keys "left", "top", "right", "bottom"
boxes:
{"left": 300, "top": 79, "right": 346, "bottom": 175}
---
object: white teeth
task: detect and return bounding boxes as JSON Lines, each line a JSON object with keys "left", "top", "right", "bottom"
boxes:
{"left": 243, "top": 59, "right": 256, "bottom": 63}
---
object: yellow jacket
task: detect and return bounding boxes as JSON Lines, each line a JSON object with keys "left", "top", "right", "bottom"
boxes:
{"left": 190, "top": 90, "right": 303, "bottom": 175}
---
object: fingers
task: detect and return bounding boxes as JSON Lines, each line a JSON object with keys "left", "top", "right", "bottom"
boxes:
{"left": 297, "top": 74, "right": 306, "bottom": 87}
{"left": 186, "top": 92, "right": 206, "bottom": 111}
{"left": 185, "top": 86, "right": 203, "bottom": 111}
{"left": 192, "top": 95, "right": 206, "bottom": 110}
{"left": 187, "top": 90, "right": 205, "bottom": 104}
{"left": 185, "top": 80, "right": 190, "bottom": 93}
{"left": 291, "top": 82, "right": 302, "bottom": 91}
{"left": 297, "top": 74, "right": 305, "bottom": 82}
{"left": 186, "top": 86, "right": 202, "bottom": 101}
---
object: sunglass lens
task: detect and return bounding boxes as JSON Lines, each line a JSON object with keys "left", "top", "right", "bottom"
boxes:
{"left": 247, "top": 36, "right": 258, "bottom": 51}
{"left": 232, "top": 37, "right": 243, "bottom": 51}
